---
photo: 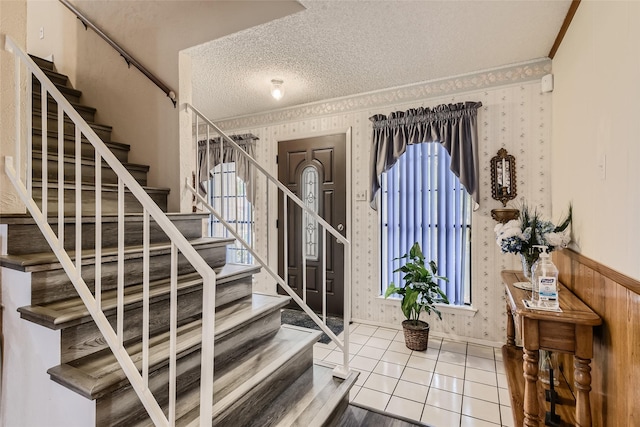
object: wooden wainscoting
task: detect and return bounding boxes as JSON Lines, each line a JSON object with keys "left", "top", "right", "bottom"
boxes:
{"left": 553, "top": 249, "right": 640, "bottom": 426}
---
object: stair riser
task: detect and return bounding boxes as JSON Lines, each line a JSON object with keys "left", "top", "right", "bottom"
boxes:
{"left": 33, "top": 94, "right": 96, "bottom": 122}
{"left": 214, "top": 346, "right": 314, "bottom": 426}
{"left": 32, "top": 111, "right": 112, "bottom": 142}
{"left": 30, "top": 55, "right": 55, "bottom": 71}
{"left": 5, "top": 217, "right": 204, "bottom": 255}
{"left": 31, "top": 155, "right": 147, "bottom": 187}
{"left": 32, "top": 186, "right": 169, "bottom": 215}
{"left": 28, "top": 244, "right": 227, "bottom": 305}
{"left": 33, "top": 80, "right": 81, "bottom": 103}
{"left": 60, "top": 276, "right": 254, "bottom": 363}
{"left": 41, "top": 71, "right": 67, "bottom": 86}
{"left": 32, "top": 132, "right": 129, "bottom": 163}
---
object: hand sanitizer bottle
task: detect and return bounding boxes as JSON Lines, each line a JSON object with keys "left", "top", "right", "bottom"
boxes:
{"left": 532, "top": 245, "right": 559, "bottom": 309}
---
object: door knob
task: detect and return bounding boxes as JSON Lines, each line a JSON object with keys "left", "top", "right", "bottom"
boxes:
{"left": 337, "top": 223, "right": 344, "bottom": 231}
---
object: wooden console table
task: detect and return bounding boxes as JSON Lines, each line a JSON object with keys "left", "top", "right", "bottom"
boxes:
{"left": 501, "top": 270, "right": 602, "bottom": 427}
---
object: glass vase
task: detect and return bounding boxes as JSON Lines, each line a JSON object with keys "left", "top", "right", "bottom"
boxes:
{"left": 520, "top": 252, "right": 539, "bottom": 279}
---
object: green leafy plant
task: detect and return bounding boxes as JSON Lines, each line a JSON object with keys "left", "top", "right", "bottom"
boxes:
{"left": 384, "top": 242, "right": 450, "bottom": 324}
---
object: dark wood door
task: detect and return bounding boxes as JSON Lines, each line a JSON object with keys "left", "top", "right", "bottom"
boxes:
{"left": 277, "top": 134, "right": 347, "bottom": 316}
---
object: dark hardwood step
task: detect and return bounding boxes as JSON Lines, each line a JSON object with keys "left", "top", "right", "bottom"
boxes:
{"left": 121, "top": 325, "right": 321, "bottom": 427}
{"left": 0, "top": 237, "right": 233, "bottom": 305}
{"left": 252, "top": 363, "right": 358, "bottom": 427}
{"left": 18, "top": 264, "right": 259, "bottom": 331}
{"left": 32, "top": 126, "right": 130, "bottom": 163}
{"left": 29, "top": 54, "right": 54, "bottom": 71}
{"left": 1, "top": 212, "right": 207, "bottom": 256}
{"left": 46, "top": 293, "right": 291, "bottom": 402}
{"left": 33, "top": 91, "right": 96, "bottom": 122}
{"left": 40, "top": 68, "right": 69, "bottom": 86}
{"left": 32, "top": 150, "right": 149, "bottom": 186}
{"left": 33, "top": 108, "right": 112, "bottom": 142}
{"left": 30, "top": 181, "right": 170, "bottom": 215}
{"left": 33, "top": 79, "right": 81, "bottom": 103}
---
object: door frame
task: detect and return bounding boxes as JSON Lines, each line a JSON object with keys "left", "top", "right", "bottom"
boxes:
{"left": 274, "top": 127, "right": 352, "bottom": 320}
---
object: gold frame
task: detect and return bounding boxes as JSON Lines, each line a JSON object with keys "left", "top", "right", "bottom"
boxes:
{"left": 490, "top": 148, "right": 517, "bottom": 207}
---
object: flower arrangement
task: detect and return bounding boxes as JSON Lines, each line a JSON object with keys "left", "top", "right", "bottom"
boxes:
{"left": 494, "top": 203, "right": 572, "bottom": 276}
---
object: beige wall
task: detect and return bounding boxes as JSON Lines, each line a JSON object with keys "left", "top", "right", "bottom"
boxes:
{"left": 0, "top": 0, "right": 27, "bottom": 214}
{"left": 218, "top": 61, "right": 554, "bottom": 343}
{"left": 25, "top": 0, "right": 302, "bottom": 211}
{"left": 552, "top": 1, "right": 640, "bottom": 280}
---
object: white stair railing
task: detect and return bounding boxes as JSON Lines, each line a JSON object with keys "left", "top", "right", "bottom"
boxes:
{"left": 185, "top": 103, "right": 351, "bottom": 378}
{"left": 3, "top": 36, "right": 216, "bottom": 426}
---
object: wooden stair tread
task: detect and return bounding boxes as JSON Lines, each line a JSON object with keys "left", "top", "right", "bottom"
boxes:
{"left": 33, "top": 79, "right": 82, "bottom": 99}
{"left": 32, "top": 91, "right": 96, "bottom": 115}
{"left": 32, "top": 150, "right": 150, "bottom": 171}
{"left": 30, "top": 180, "right": 170, "bottom": 192}
{"left": 254, "top": 363, "right": 358, "bottom": 427}
{"left": 33, "top": 108, "right": 112, "bottom": 131}
{"left": 18, "top": 264, "right": 260, "bottom": 329}
{"left": 31, "top": 125, "right": 129, "bottom": 150}
{"left": 46, "top": 293, "right": 291, "bottom": 400}
{"left": 0, "top": 212, "right": 208, "bottom": 226}
{"left": 0, "top": 236, "right": 234, "bottom": 271}
{"left": 174, "top": 325, "right": 323, "bottom": 427}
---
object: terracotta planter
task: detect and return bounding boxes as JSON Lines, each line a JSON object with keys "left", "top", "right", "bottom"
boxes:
{"left": 402, "top": 319, "right": 430, "bottom": 351}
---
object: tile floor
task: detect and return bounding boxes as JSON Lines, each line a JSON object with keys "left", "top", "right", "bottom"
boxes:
{"left": 314, "top": 322, "right": 513, "bottom": 427}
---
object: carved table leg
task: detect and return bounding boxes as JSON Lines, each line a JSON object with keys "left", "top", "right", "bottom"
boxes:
{"left": 574, "top": 356, "right": 593, "bottom": 427}
{"left": 506, "top": 301, "right": 515, "bottom": 347}
{"left": 523, "top": 348, "right": 540, "bottom": 427}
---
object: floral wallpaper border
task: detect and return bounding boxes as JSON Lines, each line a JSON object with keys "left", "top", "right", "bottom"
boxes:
{"left": 217, "top": 59, "right": 551, "bottom": 131}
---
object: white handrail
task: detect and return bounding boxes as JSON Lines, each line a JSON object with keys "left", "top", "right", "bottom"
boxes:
{"left": 185, "top": 103, "right": 352, "bottom": 378}
{"left": 4, "top": 35, "right": 215, "bottom": 426}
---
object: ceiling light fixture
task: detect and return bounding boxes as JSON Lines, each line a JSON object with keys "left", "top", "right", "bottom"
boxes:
{"left": 271, "top": 79, "right": 284, "bottom": 100}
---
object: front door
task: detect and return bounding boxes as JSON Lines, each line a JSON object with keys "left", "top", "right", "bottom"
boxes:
{"left": 277, "top": 134, "right": 347, "bottom": 316}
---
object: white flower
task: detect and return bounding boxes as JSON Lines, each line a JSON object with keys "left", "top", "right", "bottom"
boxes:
{"left": 545, "top": 230, "right": 571, "bottom": 248}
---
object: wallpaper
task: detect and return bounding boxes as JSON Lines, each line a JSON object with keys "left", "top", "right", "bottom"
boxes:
{"left": 216, "top": 59, "right": 553, "bottom": 344}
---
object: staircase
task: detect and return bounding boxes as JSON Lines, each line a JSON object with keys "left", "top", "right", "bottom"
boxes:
{"left": 1, "top": 51, "right": 356, "bottom": 425}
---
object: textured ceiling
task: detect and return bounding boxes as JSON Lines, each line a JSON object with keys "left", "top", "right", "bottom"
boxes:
{"left": 187, "top": 0, "right": 571, "bottom": 121}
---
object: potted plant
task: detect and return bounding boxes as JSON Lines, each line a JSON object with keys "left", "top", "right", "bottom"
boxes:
{"left": 384, "top": 242, "right": 449, "bottom": 351}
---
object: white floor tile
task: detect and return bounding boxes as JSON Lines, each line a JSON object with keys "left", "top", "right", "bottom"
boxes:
{"left": 352, "top": 387, "right": 391, "bottom": 410}
{"left": 406, "top": 354, "right": 436, "bottom": 371}
{"left": 426, "top": 388, "right": 463, "bottom": 413}
{"left": 373, "top": 327, "right": 399, "bottom": 340}
{"left": 354, "top": 370, "right": 370, "bottom": 387}
{"left": 353, "top": 324, "right": 377, "bottom": 337}
{"left": 366, "top": 336, "right": 392, "bottom": 350}
{"left": 385, "top": 396, "right": 424, "bottom": 421}
{"left": 349, "top": 385, "right": 361, "bottom": 401}
{"left": 441, "top": 340, "right": 467, "bottom": 354}
{"left": 323, "top": 350, "right": 353, "bottom": 365}
{"left": 400, "top": 366, "right": 433, "bottom": 386}
{"left": 373, "top": 361, "right": 405, "bottom": 379}
{"left": 421, "top": 404, "right": 461, "bottom": 427}
{"left": 460, "top": 415, "right": 501, "bottom": 427}
{"left": 392, "top": 379, "right": 429, "bottom": 403}
{"left": 412, "top": 345, "right": 440, "bottom": 360}
{"left": 466, "top": 366, "right": 498, "bottom": 386}
{"left": 358, "top": 345, "right": 386, "bottom": 360}
{"left": 463, "top": 380, "right": 499, "bottom": 404}
{"left": 434, "top": 361, "right": 466, "bottom": 379}
{"left": 313, "top": 345, "right": 332, "bottom": 360}
{"left": 467, "top": 344, "right": 497, "bottom": 360}
{"left": 500, "top": 404, "right": 514, "bottom": 426}
{"left": 381, "top": 350, "right": 411, "bottom": 366}
{"left": 348, "top": 343, "right": 363, "bottom": 355}
{"left": 467, "top": 355, "right": 497, "bottom": 372}
{"left": 394, "top": 332, "right": 406, "bottom": 342}
{"left": 495, "top": 362, "right": 505, "bottom": 374}
{"left": 319, "top": 340, "right": 337, "bottom": 350}
{"left": 387, "top": 340, "right": 413, "bottom": 354}
{"left": 350, "top": 355, "right": 380, "bottom": 372}
{"left": 494, "top": 348, "right": 504, "bottom": 362}
{"left": 461, "top": 396, "right": 501, "bottom": 424}
{"left": 428, "top": 336, "right": 443, "bottom": 348}
{"left": 497, "top": 387, "right": 511, "bottom": 408}
{"left": 431, "top": 373, "right": 464, "bottom": 394}
{"left": 363, "top": 372, "right": 399, "bottom": 394}
{"left": 350, "top": 333, "right": 372, "bottom": 345}
{"left": 497, "top": 373, "right": 508, "bottom": 389}
{"left": 349, "top": 322, "right": 361, "bottom": 332}
{"left": 438, "top": 350, "right": 467, "bottom": 366}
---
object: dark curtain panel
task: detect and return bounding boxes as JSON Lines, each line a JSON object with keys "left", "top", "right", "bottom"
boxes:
{"left": 369, "top": 102, "right": 482, "bottom": 210}
{"left": 197, "top": 133, "right": 258, "bottom": 203}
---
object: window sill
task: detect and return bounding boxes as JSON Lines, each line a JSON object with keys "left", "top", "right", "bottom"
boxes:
{"left": 377, "top": 295, "right": 478, "bottom": 317}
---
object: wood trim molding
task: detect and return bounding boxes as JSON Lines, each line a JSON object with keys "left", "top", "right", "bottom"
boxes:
{"left": 549, "top": 0, "right": 581, "bottom": 59}
{"left": 556, "top": 248, "right": 640, "bottom": 295}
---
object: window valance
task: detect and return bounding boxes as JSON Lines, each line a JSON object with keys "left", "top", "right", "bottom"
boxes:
{"left": 369, "top": 102, "right": 482, "bottom": 210}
